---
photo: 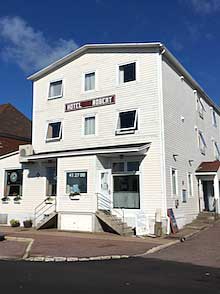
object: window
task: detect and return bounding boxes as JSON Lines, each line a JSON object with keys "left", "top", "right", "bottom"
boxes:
{"left": 198, "top": 131, "right": 206, "bottom": 155}
{"left": 48, "top": 80, "right": 63, "bottom": 99}
{"left": 66, "top": 172, "right": 87, "bottom": 194}
{"left": 85, "top": 72, "right": 95, "bottom": 91}
{"left": 112, "top": 162, "right": 125, "bottom": 173}
{"left": 171, "top": 168, "right": 178, "bottom": 196}
{"left": 182, "top": 189, "right": 187, "bottom": 203}
{"left": 214, "top": 141, "right": 220, "bottom": 160}
{"left": 5, "top": 169, "right": 23, "bottom": 196}
{"left": 197, "top": 98, "right": 205, "bottom": 119}
{"left": 127, "top": 161, "right": 139, "bottom": 172}
{"left": 119, "top": 62, "right": 136, "bottom": 83}
{"left": 113, "top": 175, "right": 140, "bottom": 209}
{"left": 188, "top": 173, "right": 193, "bottom": 197}
{"left": 46, "top": 167, "right": 57, "bottom": 196}
{"left": 46, "top": 122, "right": 62, "bottom": 141}
{"left": 116, "top": 110, "right": 138, "bottom": 134}
{"left": 84, "top": 116, "right": 95, "bottom": 135}
{"left": 212, "top": 108, "right": 217, "bottom": 127}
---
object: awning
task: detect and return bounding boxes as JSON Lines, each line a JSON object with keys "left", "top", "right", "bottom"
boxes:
{"left": 25, "top": 142, "right": 151, "bottom": 161}
{"left": 195, "top": 161, "right": 220, "bottom": 175}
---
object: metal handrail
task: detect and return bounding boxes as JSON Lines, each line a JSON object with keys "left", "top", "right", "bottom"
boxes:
{"left": 96, "top": 192, "right": 125, "bottom": 224}
{"left": 34, "top": 198, "right": 56, "bottom": 227}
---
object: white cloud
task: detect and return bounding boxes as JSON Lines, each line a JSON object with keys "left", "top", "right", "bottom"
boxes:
{"left": 0, "top": 16, "right": 78, "bottom": 72}
{"left": 186, "top": 0, "right": 220, "bottom": 14}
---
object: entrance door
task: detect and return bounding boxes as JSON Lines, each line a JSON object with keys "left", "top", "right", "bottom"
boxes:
{"left": 203, "top": 181, "right": 215, "bottom": 212}
{"left": 97, "top": 170, "right": 112, "bottom": 210}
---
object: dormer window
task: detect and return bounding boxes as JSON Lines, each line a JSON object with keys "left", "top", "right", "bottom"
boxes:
{"left": 46, "top": 121, "right": 62, "bottom": 142}
{"left": 48, "top": 80, "right": 63, "bottom": 99}
{"left": 116, "top": 110, "right": 138, "bottom": 135}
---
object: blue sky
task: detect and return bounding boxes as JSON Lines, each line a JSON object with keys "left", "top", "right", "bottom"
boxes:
{"left": 0, "top": 0, "right": 219, "bottom": 119}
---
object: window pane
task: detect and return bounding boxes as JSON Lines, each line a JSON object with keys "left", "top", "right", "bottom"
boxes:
{"left": 66, "top": 172, "right": 87, "bottom": 194}
{"left": 113, "top": 175, "right": 140, "bottom": 209}
{"left": 127, "top": 161, "right": 139, "bottom": 172}
{"left": 119, "top": 110, "right": 136, "bottom": 129}
{"left": 172, "top": 169, "right": 177, "bottom": 195}
{"left": 85, "top": 72, "right": 95, "bottom": 91}
{"left": 47, "top": 122, "right": 61, "bottom": 139}
{"left": 112, "top": 162, "right": 125, "bottom": 173}
{"left": 6, "top": 169, "right": 23, "bottom": 196}
{"left": 49, "top": 81, "right": 62, "bottom": 98}
{"left": 119, "top": 63, "right": 136, "bottom": 83}
{"left": 188, "top": 174, "right": 192, "bottom": 196}
{"left": 213, "top": 111, "right": 217, "bottom": 127}
{"left": 84, "top": 116, "right": 95, "bottom": 135}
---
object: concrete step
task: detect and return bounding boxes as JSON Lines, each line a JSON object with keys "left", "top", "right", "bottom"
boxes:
{"left": 96, "top": 210, "right": 134, "bottom": 236}
{"left": 36, "top": 212, "right": 57, "bottom": 230}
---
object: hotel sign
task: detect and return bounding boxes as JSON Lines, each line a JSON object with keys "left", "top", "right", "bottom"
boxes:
{"left": 65, "top": 95, "right": 115, "bottom": 112}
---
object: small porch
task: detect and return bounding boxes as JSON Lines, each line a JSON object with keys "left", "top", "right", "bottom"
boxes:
{"left": 195, "top": 161, "right": 220, "bottom": 214}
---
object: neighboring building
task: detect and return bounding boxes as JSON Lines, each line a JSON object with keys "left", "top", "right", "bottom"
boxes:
{"left": 0, "top": 43, "right": 219, "bottom": 235}
{"left": 0, "top": 103, "right": 31, "bottom": 156}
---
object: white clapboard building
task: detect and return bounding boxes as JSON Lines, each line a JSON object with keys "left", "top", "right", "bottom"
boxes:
{"left": 0, "top": 43, "right": 220, "bottom": 235}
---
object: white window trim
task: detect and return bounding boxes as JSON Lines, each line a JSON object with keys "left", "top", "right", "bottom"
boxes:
{"left": 65, "top": 170, "right": 88, "bottom": 195}
{"left": 170, "top": 168, "right": 178, "bottom": 198}
{"left": 211, "top": 107, "right": 217, "bottom": 127}
{"left": 198, "top": 97, "right": 205, "bottom": 119}
{"left": 82, "top": 113, "right": 98, "bottom": 137}
{"left": 45, "top": 120, "right": 63, "bottom": 142}
{"left": 116, "top": 60, "right": 138, "bottom": 86}
{"left": 187, "top": 172, "right": 194, "bottom": 198}
{"left": 214, "top": 141, "right": 220, "bottom": 160}
{"left": 198, "top": 130, "right": 207, "bottom": 155}
{"left": 48, "top": 79, "right": 64, "bottom": 100}
{"left": 4, "top": 168, "right": 23, "bottom": 197}
{"left": 115, "top": 108, "right": 138, "bottom": 135}
{"left": 82, "top": 70, "right": 97, "bottom": 93}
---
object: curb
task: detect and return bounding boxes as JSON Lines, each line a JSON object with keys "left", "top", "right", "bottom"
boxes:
{"left": 25, "top": 255, "right": 130, "bottom": 262}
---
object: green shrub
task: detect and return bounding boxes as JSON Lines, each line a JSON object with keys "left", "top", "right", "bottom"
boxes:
{"left": 10, "top": 219, "right": 20, "bottom": 227}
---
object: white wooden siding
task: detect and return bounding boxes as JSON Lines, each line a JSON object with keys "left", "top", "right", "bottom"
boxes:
{"left": 162, "top": 57, "right": 220, "bottom": 226}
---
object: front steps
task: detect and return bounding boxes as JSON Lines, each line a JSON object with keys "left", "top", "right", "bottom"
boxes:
{"left": 185, "top": 212, "right": 218, "bottom": 230}
{"left": 96, "top": 210, "right": 134, "bottom": 236}
{"left": 36, "top": 212, "right": 58, "bottom": 230}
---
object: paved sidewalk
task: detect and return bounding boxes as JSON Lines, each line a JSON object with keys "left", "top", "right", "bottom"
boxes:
{"left": 0, "top": 227, "right": 170, "bottom": 259}
{"left": 147, "top": 221, "right": 220, "bottom": 268}
{"left": 0, "top": 240, "right": 27, "bottom": 259}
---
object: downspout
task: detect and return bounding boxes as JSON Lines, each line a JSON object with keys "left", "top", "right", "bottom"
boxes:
{"left": 158, "top": 45, "right": 169, "bottom": 234}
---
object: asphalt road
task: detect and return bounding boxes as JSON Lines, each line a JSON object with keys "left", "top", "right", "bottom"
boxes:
{"left": 0, "top": 258, "right": 219, "bottom": 293}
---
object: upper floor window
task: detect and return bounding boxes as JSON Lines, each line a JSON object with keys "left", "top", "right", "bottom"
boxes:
{"left": 171, "top": 168, "right": 178, "bottom": 196}
{"left": 5, "top": 169, "right": 23, "bottom": 196}
{"left": 198, "top": 130, "right": 206, "bottom": 155}
{"left": 211, "top": 108, "right": 217, "bottom": 127}
{"left": 116, "top": 110, "right": 138, "bottom": 135}
{"left": 119, "top": 62, "right": 136, "bottom": 84}
{"left": 84, "top": 116, "right": 96, "bottom": 135}
{"left": 48, "top": 80, "right": 63, "bottom": 99}
{"left": 197, "top": 98, "right": 205, "bottom": 119}
{"left": 214, "top": 141, "right": 220, "bottom": 160}
{"left": 46, "top": 121, "right": 62, "bottom": 142}
{"left": 85, "top": 72, "right": 95, "bottom": 91}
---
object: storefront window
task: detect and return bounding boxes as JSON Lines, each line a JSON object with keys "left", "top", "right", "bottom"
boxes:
{"left": 113, "top": 175, "right": 140, "bottom": 209}
{"left": 66, "top": 172, "right": 87, "bottom": 194}
{"left": 5, "top": 169, "right": 23, "bottom": 196}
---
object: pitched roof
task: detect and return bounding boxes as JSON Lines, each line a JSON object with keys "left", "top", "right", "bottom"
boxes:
{"left": 0, "top": 103, "right": 31, "bottom": 140}
{"left": 196, "top": 161, "right": 220, "bottom": 173}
